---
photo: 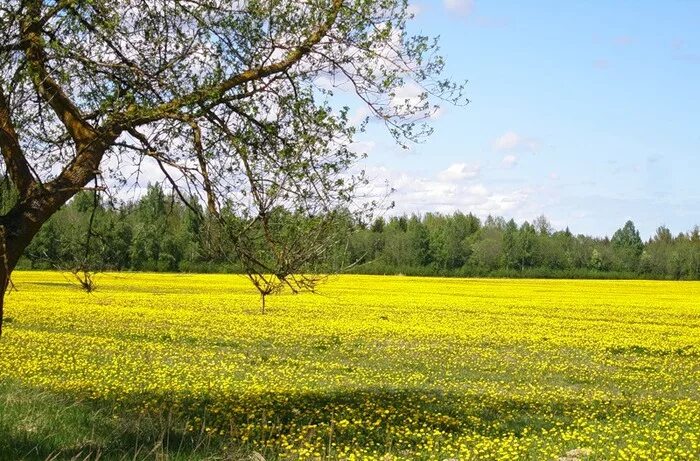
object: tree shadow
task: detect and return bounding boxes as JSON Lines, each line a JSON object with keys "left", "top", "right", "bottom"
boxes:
{"left": 0, "top": 380, "right": 633, "bottom": 460}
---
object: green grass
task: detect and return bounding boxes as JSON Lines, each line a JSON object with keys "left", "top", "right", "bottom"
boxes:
{"left": 0, "top": 379, "right": 230, "bottom": 460}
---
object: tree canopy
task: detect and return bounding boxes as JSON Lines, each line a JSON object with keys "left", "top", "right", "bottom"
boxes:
{"left": 0, "top": 0, "right": 465, "bottom": 333}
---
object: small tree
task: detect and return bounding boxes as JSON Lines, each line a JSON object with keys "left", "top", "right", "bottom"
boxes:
{"left": 197, "top": 97, "right": 363, "bottom": 312}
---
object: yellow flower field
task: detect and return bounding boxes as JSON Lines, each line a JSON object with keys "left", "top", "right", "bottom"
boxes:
{"left": 0, "top": 272, "right": 699, "bottom": 460}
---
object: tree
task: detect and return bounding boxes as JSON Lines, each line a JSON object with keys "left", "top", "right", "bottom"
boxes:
{"left": 470, "top": 221, "right": 503, "bottom": 272}
{"left": 0, "top": 0, "right": 464, "bottom": 334}
{"left": 533, "top": 215, "right": 552, "bottom": 236}
{"left": 502, "top": 219, "right": 518, "bottom": 269}
{"left": 425, "top": 212, "right": 479, "bottom": 270}
{"left": 642, "top": 226, "right": 674, "bottom": 277}
{"left": 590, "top": 248, "right": 603, "bottom": 271}
{"left": 611, "top": 220, "right": 643, "bottom": 271}
{"left": 516, "top": 221, "right": 537, "bottom": 270}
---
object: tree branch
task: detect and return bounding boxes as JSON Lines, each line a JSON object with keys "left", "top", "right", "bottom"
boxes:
{"left": 118, "top": 0, "right": 344, "bottom": 127}
{"left": 189, "top": 121, "right": 218, "bottom": 216}
{"left": 20, "top": 1, "right": 120, "bottom": 196}
{"left": 0, "top": 85, "right": 35, "bottom": 197}
{"left": 0, "top": 41, "right": 28, "bottom": 54}
{"left": 21, "top": 1, "right": 96, "bottom": 145}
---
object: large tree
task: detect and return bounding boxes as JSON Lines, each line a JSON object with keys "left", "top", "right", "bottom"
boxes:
{"left": 0, "top": 0, "right": 464, "bottom": 334}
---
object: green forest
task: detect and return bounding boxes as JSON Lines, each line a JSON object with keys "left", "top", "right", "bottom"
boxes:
{"left": 15, "top": 183, "right": 700, "bottom": 280}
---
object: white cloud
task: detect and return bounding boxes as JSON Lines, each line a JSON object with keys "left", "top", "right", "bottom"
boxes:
{"left": 468, "top": 184, "right": 488, "bottom": 196}
{"left": 391, "top": 81, "right": 425, "bottom": 108}
{"left": 444, "top": 0, "right": 474, "bottom": 16}
{"left": 348, "top": 140, "right": 377, "bottom": 155}
{"left": 494, "top": 131, "right": 520, "bottom": 150}
{"left": 349, "top": 106, "right": 373, "bottom": 125}
{"left": 389, "top": 81, "right": 446, "bottom": 120}
{"left": 501, "top": 154, "right": 518, "bottom": 168}
{"left": 361, "top": 164, "right": 530, "bottom": 217}
{"left": 493, "top": 131, "right": 540, "bottom": 153}
{"left": 437, "top": 162, "right": 480, "bottom": 181}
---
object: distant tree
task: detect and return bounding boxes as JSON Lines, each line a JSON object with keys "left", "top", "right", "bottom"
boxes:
{"left": 688, "top": 227, "right": 700, "bottom": 278}
{"left": 425, "top": 212, "right": 479, "bottom": 270}
{"left": 502, "top": 219, "right": 519, "bottom": 269}
{"left": 536, "top": 230, "right": 564, "bottom": 270}
{"left": 590, "top": 248, "right": 603, "bottom": 271}
{"left": 534, "top": 215, "right": 553, "bottom": 236}
{"left": 407, "top": 215, "right": 431, "bottom": 267}
{"left": 371, "top": 217, "right": 386, "bottom": 234}
{"left": 470, "top": 222, "right": 503, "bottom": 271}
{"left": 24, "top": 219, "right": 61, "bottom": 267}
{"left": 611, "top": 220, "right": 644, "bottom": 271}
{"left": 642, "top": 226, "right": 675, "bottom": 276}
{"left": 15, "top": 193, "right": 700, "bottom": 281}
{"left": 516, "top": 221, "right": 537, "bottom": 270}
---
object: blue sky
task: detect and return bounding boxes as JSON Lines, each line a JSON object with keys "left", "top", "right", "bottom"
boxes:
{"left": 356, "top": 0, "right": 700, "bottom": 239}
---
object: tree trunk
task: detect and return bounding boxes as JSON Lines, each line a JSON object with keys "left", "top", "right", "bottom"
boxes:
{"left": 0, "top": 234, "right": 23, "bottom": 338}
{"left": 0, "top": 202, "right": 52, "bottom": 337}
{"left": 0, "top": 239, "right": 16, "bottom": 338}
{"left": 0, "top": 266, "right": 7, "bottom": 337}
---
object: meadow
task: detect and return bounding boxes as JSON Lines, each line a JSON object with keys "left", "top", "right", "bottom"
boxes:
{"left": 0, "top": 272, "right": 699, "bottom": 460}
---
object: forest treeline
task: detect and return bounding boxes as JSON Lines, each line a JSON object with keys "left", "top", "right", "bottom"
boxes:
{"left": 15, "top": 184, "right": 700, "bottom": 280}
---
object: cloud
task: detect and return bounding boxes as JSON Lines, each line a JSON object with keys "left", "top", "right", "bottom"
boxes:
{"left": 672, "top": 51, "right": 700, "bottom": 63}
{"left": 362, "top": 164, "right": 530, "bottom": 217}
{"left": 349, "top": 106, "right": 373, "bottom": 125}
{"left": 390, "top": 81, "right": 445, "bottom": 119}
{"left": 493, "top": 131, "right": 540, "bottom": 153}
{"left": 443, "top": 0, "right": 474, "bottom": 16}
{"left": 437, "top": 162, "right": 480, "bottom": 181}
{"left": 501, "top": 155, "right": 518, "bottom": 168}
{"left": 391, "top": 81, "right": 425, "bottom": 108}
{"left": 468, "top": 184, "right": 488, "bottom": 196}
{"left": 493, "top": 131, "right": 520, "bottom": 150}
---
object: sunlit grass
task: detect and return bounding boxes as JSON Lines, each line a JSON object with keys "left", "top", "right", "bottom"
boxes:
{"left": 1, "top": 272, "right": 699, "bottom": 460}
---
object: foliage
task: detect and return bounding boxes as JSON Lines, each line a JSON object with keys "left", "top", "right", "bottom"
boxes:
{"left": 611, "top": 220, "right": 644, "bottom": 271}
{"left": 21, "top": 194, "right": 700, "bottom": 281}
